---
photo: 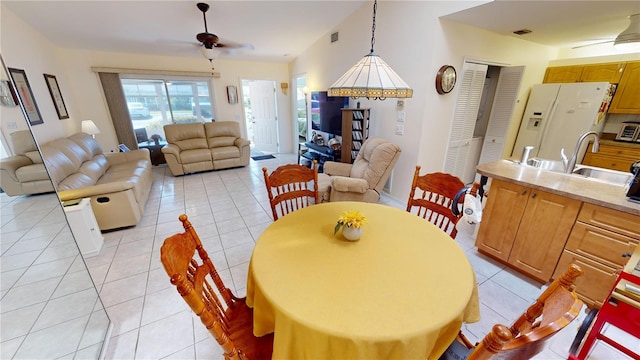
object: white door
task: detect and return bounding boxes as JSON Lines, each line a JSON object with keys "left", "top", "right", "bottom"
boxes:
{"left": 444, "top": 62, "right": 488, "bottom": 180}
{"left": 248, "top": 80, "right": 278, "bottom": 153}
{"left": 477, "top": 65, "right": 525, "bottom": 165}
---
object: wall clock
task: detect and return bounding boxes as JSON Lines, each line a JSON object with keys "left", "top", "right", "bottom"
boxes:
{"left": 435, "top": 65, "right": 456, "bottom": 94}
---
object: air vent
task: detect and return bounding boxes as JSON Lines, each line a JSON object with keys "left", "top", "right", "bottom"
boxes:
{"left": 513, "top": 29, "right": 532, "bottom": 36}
{"left": 331, "top": 32, "right": 339, "bottom": 43}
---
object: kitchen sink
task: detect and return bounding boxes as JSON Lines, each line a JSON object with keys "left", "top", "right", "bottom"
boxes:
{"left": 571, "top": 166, "right": 633, "bottom": 187}
{"left": 524, "top": 158, "right": 565, "bottom": 173}
{"left": 510, "top": 158, "right": 633, "bottom": 186}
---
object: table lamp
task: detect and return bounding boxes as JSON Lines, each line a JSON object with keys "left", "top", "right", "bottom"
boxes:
{"left": 81, "top": 120, "right": 100, "bottom": 139}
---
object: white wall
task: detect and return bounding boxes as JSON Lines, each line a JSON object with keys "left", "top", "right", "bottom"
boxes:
{"left": 59, "top": 50, "right": 290, "bottom": 152}
{"left": 1, "top": 6, "right": 76, "bottom": 143}
{"left": 291, "top": 1, "right": 558, "bottom": 201}
{"left": 4, "top": 2, "right": 638, "bottom": 201}
{"left": 1, "top": 5, "right": 292, "bottom": 153}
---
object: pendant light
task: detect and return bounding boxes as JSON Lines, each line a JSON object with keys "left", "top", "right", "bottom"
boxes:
{"left": 328, "top": 0, "right": 413, "bottom": 100}
{"left": 614, "top": 14, "right": 640, "bottom": 51}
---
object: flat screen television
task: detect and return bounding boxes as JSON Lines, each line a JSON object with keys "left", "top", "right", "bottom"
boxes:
{"left": 310, "top": 91, "right": 349, "bottom": 136}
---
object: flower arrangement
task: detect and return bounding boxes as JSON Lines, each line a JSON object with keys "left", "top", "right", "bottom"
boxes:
{"left": 334, "top": 210, "right": 368, "bottom": 235}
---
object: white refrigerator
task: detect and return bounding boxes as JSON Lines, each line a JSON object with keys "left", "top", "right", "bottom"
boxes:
{"left": 512, "top": 82, "right": 615, "bottom": 162}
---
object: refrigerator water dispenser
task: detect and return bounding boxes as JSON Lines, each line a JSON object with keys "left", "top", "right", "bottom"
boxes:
{"left": 526, "top": 112, "right": 543, "bottom": 130}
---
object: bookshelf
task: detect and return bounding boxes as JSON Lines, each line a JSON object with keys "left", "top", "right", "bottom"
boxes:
{"left": 341, "top": 108, "right": 370, "bottom": 163}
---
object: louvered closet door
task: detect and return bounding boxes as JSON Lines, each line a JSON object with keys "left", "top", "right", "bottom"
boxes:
{"left": 444, "top": 62, "right": 487, "bottom": 182}
{"left": 477, "top": 66, "right": 525, "bottom": 166}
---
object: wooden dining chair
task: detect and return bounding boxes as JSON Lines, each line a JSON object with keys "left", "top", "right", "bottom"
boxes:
{"left": 262, "top": 160, "right": 318, "bottom": 220}
{"left": 441, "top": 264, "right": 584, "bottom": 360}
{"left": 406, "top": 165, "right": 467, "bottom": 238}
{"left": 161, "top": 214, "right": 273, "bottom": 360}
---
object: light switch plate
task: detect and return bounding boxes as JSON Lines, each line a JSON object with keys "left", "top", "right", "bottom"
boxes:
{"left": 395, "top": 125, "right": 404, "bottom": 135}
{"left": 397, "top": 112, "right": 405, "bottom": 122}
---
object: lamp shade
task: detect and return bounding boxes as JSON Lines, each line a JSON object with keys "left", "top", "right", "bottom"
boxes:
{"left": 327, "top": 0, "right": 412, "bottom": 100}
{"left": 200, "top": 46, "right": 221, "bottom": 61}
{"left": 81, "top": 120, "right": 100, "bottom": 136}
{"left": 614, "top": 14, "right": 640, "bottom": 51}
{"left": 328, "top": 52, "right": 413, "bottom": 99}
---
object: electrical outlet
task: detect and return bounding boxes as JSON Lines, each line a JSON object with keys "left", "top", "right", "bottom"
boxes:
{"left": 6, "top": 122, "right": 17, "bottom": 129}
{"left": 397, "top": 112, "right": 405, "bottom": 122}
{"left": 395, "top": 125, "right": 404, "bottom": 135}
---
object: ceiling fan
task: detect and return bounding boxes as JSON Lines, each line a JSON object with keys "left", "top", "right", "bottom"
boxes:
{"left": 572, "top": 13, "right": 640, "bottom": 50}
{"left": 195, "top": 2, "right": 253, "bottom": 61}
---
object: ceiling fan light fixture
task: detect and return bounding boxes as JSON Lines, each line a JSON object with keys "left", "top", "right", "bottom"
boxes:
{"left": 614, "top": 14, "right": 640, "bottom": 51}
{"left": 200, "top": 45, "right": 221, "bottom": 61}
{"left": 328, "top": 0, "right": 412, "bottom": 100}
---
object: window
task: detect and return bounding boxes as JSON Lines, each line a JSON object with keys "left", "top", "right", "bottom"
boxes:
{"left": 295, "top": 75, "right": 307, "bottom": 142}
{"left": 120, "top": 77, "right": 214, "bottom": 143}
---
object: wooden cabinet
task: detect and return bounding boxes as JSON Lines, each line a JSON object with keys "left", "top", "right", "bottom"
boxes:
{"left": 340, "top": 108, "right": 369, "bottom": 163}
{"left": 543, "top": 65, "right": 583, "bottom": 83}
{"left": 553, "top": 203, "right": 640, "bottom": 308}
{"left": 608, "top": 61, "right": 640, "bottom": 114}
{"left": 582, "top": 141, "right": 640, "bottom": 172}
{"left": 581, "top": 63, "right": 625, "bottom": 83}
{"left": 476, "top": 179, "right": 581, "bottom": 282}
{"left": 543, "top": 62, "right": 625, "bottom": 83}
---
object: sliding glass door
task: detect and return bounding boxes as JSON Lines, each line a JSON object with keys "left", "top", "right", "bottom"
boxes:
{"left": 120, "top": 77, "right": 214, "bottom": 142}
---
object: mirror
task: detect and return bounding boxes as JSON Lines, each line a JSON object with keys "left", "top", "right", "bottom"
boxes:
{"left": 0, "top": 54, "right": 111, "bottom": 359}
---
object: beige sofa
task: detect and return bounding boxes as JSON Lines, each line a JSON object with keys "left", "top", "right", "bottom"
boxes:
{"left": 40, "top": 132, "right": 153, "bottom": 230}
{"left": 162, "top": 121, "right": 250, "bottom": 176}
{"left": 318, "top": 137, "right": 401, "bottom": 203}
{"left": 0, "top": 130, "right": 55, "bottom": 196}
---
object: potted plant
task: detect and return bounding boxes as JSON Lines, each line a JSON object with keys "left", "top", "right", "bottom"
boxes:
{"left": 334, "top": 210, "right": 368, "bottom": 241}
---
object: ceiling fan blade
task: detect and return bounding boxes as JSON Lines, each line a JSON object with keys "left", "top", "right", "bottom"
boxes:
{"left": 571, "top": 40, "right": 614, "bottom": 49}
{"left": 192, "top": 2, "right": 253, "bottom": 56}
{"left": 216, "top": 41, "right": 255, "bottom": 51}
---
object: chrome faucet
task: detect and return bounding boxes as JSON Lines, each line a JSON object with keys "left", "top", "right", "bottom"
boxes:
{"left": 561, "top": 131, "right": 600, "bottom": 173}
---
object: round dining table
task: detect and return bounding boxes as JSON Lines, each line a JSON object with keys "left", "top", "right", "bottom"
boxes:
{"left": 246, "top": 201, "right": 480, "bottom": 360}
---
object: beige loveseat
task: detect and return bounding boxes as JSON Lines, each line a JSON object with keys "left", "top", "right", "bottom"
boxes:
{"left": 0, "top": 130, "right": 55, "bottom": 196}
{"left": 40, "top": 132, "right": 153, "bottom": 230}
{"left": 318, "top": 137, "right": 401, "bottom": 203}
{"left": 162, "top": 121, "right": 250, "bottom": 176}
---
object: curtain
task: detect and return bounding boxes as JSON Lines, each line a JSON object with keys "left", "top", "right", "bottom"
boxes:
{"left": 98, "top": 72, "right": 137, "bottom": 149}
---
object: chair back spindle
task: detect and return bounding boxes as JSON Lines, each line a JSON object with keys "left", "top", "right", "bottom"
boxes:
{"left": 263, "top": 160, "right": 319, "bottom": 220}
{"left": 161, "top": 214, "right": 273, "bottom": 360}
{"left": 442, "top": 264, "right": 584, "bottom": 360}
{"left": 406, "top": 166, "right": 466, "bottom": 238}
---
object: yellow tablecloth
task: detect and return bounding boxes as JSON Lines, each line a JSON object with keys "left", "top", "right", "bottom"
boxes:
{"left": 246, "top": 202, "right": 480, "bottom": 360}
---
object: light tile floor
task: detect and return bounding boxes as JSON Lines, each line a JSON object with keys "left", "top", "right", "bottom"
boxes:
{"left": 2, "top": 152, "right": 637, "bottom": 359}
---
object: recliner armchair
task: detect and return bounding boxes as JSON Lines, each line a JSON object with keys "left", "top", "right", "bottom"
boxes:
{"left": 318, "top": 137, "right": 401, "bottom": 203}
{"left": 0, "top": 130, "right": 54, "bottom": 196}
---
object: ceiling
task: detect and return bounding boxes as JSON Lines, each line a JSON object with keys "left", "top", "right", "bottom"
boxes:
{"left": 2, "top": 1, "right": 368, "bottom": 62}
{"left": 443, "top": 1, "right": 640, "bottom": 49}
{"left": 3, "top": 1, "right": 639, "bottom": 63}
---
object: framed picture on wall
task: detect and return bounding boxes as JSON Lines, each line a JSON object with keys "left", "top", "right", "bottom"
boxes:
{"left": 8, "top": 68, "right": 44, "bottom": 125}
{"left": 0, "top": 80, "right": 18, "bottom": 107}
{"left": 44, "top": 73, "right": 69, "bottom": 119}
{"left": 227, "top": 85, "right": 238, "bottom": 104}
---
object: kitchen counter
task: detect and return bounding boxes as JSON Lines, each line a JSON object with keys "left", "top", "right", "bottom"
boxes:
{"left": 476, "top": 159, "right": 639, "bottom": 215}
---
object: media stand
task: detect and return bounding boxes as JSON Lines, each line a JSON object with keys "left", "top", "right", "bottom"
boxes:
{"left": 300, "top": 142, "right": 340, "bottom": 172}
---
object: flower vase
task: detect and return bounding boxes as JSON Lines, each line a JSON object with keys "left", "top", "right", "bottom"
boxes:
{"left": 342, "top": 226, "right": 363, "bottom": 241}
